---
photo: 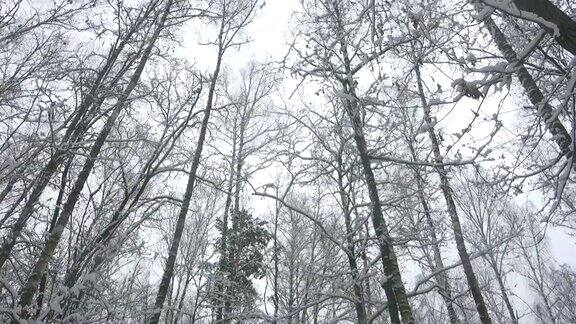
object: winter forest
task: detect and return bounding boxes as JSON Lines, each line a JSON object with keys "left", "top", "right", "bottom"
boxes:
{"left": 1, "top": 0, "right": 576, "bottom": 323}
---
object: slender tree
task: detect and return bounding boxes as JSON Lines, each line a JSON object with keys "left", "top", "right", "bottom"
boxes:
{"left": 148, "top": 1, "right": 259, "bottom": 322}
{"left": 413, "top": 62, "right": 493, "bottom": 324}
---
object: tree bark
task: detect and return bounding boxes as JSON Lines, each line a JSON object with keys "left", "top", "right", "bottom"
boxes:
{"left": 215, "top": 116, "right": 237, "bottom": 322}
{"left": 415, "top": 64, "right": 493, "bottom": 324}
{"left": 222, "top": 106, "right": 247, "bottom": 321}
{"left": 0, "top": 2, "right": 154, "bottom": 270}
{"left": 481, "top": 14, "right": 572, "bottom": 157}
{"left": 13, "top": 1, "right": 171, "bottom": 320}
{"left": 406, "top": 138, "right": 460, "bottom": 324}
{"left": 330, "top": 2, "right": 414, "bottom": 322}
{"left": 34, "top": 158, "right": 71, "bottom": 318}
{"left": 336, "top": 148, "right": 368, "bottom": 323}
{"left": 147, "top": 21, "right": 224, "bottom": 324}
{"left": 486, "top": 253, "right": 518, "bottom": 324}
{"left": 214, "top": 151, "right": 234, "bottom": 321}
{"left": 511, "top": 0, "right": 576, "bottom": 55}
{"left": 0, "top": 176, "right": 17, "bottom": 207}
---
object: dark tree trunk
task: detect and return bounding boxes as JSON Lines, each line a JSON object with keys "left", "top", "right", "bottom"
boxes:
{"left": 0, "top": 176, "right": 17, "bottom": 207}
{"left": 512, "top": 0, "right": 576, "bottom": 54}
{"left": 330, "top": 2, "right": 414, "bottom": 322}
{"left": 336, "top": 148, "right": 368, "bottom": 323}
{"left": 0, "top": 2, "right": 153, "bottom": 270}
{"left": 214, "top": 154, "right": 234, "bottom": 321}
{"left": 147, "top": 27, "right": 223, "bottom": 324}
{"left": 34, "top": 158, "right": 71, "bottom": 318}
{"left": 13, "top": 1, "right": 171, "bottom": 319}
{"left": 482, "top": 15, "right": 572, "bottom": 157}
{"left": 407, "top": 138, "right": 460, "bottom": 324}
{"left": 415, "top": 64, "right": 493, "bottom": 324}
{"left": 222, "top": 110, "right": 247, "bottom": 321}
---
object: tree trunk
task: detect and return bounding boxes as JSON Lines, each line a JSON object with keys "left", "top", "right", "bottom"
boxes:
{"left": 331, "top": 2, "right": 413, "bottom": 322}
{"left": 147, "top": 26, "right": 223, "bottom": 324}
{"left": 173, "top": 267, "right": 193, "bottom": 324}
{"left": 481, "top": 14, "right": 572, "bottom": 157}
{"left": 13, "top": 1, "right": 171, "bottom": 320}
{"left": 0, "top": 2, "right": 153, "bottom": 270}
{"left": 414, "top": 64, "right": 493, "bottom": 324}
{"left": 0, "top": 176, "right": 17, "bottom": 207}
{"left": 510, "top": 0, "right": 576, "bottom": 55}
{"left": 0, "top": 180, "right": 33, "bottom": 229}
{"left": 336, "top": 150, "right": 368, "bottom": 323}
{"left": 34, "top": 158, "right": 71, "bottom": 318}
{"left": 407, "top": 139, "right": 460, "bottom": 324}
{"left": 214, "top": 117, "right": 236, "bottom": 321}
{"left": 486, "top": 253, "right": 518, "bottom": 324}
{"left": 222, "top": 108, "right": 247, "bottom": 321}
{"left": 273, "top": 192, "right": 280, "bottom": 323}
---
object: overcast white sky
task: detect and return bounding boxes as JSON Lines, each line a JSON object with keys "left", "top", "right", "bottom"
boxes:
{"left": 176, "top": 0, "right": 299, "bottom": 70}
{"left": 212, "top": 0, "right": 576, "bottom": 270}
